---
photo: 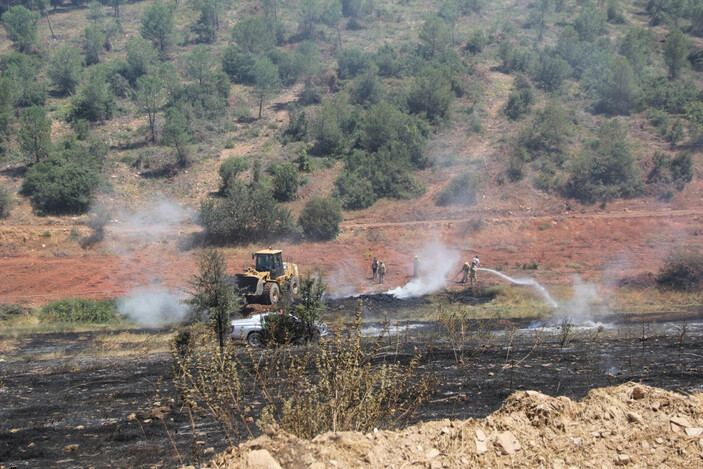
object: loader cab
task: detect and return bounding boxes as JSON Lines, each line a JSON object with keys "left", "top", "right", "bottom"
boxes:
{"left": 254, "top": 250, "right": 284, "bottom": 278}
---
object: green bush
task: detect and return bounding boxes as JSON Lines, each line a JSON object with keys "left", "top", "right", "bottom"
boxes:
{"left": 529, "top": 51, "right": 572, "bottom": 92}
{"left": 272, "top": 162, "right": 299, "bottom": 202}
{"left": 199, "top": 182, "right": 295, "bottom": 244}
{"left": 47, "top": 46, "right": 85, "bottom": 96}
{"left": 465, "top": 29, "right": 487, "bottom": 55}
{"left": 0, "top": 184, "right": 13, "bottom": 218}
{"left": 564, "top": 119, "right": 643, "bottom": 204}
{"left": 218, "top": 156, "right": 248, "bottom": 193}
{"left": 670, "top": 151, "right": 694, "bottom": 190}
{"left": 262, "top": 313, "right": 306, "bottom": 345}
{"left": 222, "top": 43, "right": 256, "bottom": 84}
{"left": 70, "top": 72, "right": 115, "bottom": 122}
{"left": 337, "top": 47, "right": 372, "bottom": 79}
{"left": 436, "top": 171, "right": 479, "bottom": 206}
{"left": 407, "top": 67, "right": 453, "bottom": 123}
{"left": 41, "top": 298, "right": 117, "bottom": 323}
{"left": 647, "top": 109, "right": 669, "bottom": 134}
{"left": 335, "top": 149, "right": 425, "bottom": 210}
{"left": 656, "top": 248, "right": 703, "bottom": 291}
{"left": 638, "top": 76, "right": 698, "bottom": 114}
{"left": 0, "top": 303, "right": 27, "bottom": 321}
{"left": 2, "top": 5, "right": 39, "bottom": 53}
{"left": 21, "top": 153, "right": 102, "bottom": 215}
{"left": 299, "top": 197, "right": 343, "bottom": 241}
{"left": 334, "top": 169, "right": 376, "bottom": 209}
{"left": 498, "top": 41, "right": 530, "bottom": 73}
{"left": 574, "top": 1, "right": 606, "bottom": 43}
{"left": 505, "top": 87, "right": 534, "bottom": 120}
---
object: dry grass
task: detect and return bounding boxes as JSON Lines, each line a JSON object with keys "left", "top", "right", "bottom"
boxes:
{"left": 173, "top": 302, "right": 438, "bottom": 445}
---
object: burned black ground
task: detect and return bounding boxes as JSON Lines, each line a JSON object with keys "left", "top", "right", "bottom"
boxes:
{"left": 2, "top": 307, "right": 703, "bottom": 468}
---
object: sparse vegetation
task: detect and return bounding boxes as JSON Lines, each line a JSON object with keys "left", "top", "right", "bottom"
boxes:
{"left": 298, "top": 197, "right": 343, "bottom": 241}
{"left": 0, "top": 184, "right": 13, "bottom": 218}
{"left": 656, "top": 247, "right": 703, "bottom": 291}
{"left": 173, "top": 301, "right": 438, "bottom": 444}
{"left": 41, "top": 298, "right": 117, "bottom": 324}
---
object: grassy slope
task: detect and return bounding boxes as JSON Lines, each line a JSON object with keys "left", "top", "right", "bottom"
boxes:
{"left": 0, "top": 0, "right": 701, "bottom": 316}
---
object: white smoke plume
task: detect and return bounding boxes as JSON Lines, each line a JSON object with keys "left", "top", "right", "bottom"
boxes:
{"left": 104, "top": 196, "right": 197, "bottom": 326}
{"left": 113, "top": 197, "right": 196, "bottom": 238}
{"left": 117, "top": 287, "right": 191, "bottom": 327}
{"left": 386, "top": 242, "right": 459, "bottom": 299}
{"left": 558, "top": 275, "right": 601, "bottom": 324}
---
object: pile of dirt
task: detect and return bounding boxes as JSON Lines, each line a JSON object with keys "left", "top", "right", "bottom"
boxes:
{"left": 202, "top": 383, "right": 703, "bottom": 468}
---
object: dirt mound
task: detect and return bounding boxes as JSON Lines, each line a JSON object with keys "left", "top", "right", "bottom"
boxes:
{"left": 202, "top": 383, "right": 703, "bottom": 468}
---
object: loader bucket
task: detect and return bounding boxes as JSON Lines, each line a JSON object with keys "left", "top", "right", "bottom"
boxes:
{"left": 230, "top": 275, "right": 264, "bottom": 296}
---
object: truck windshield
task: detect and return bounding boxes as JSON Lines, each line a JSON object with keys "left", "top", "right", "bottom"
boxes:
{"left": 256, "top": 254, "right": 273, "bottom": 271}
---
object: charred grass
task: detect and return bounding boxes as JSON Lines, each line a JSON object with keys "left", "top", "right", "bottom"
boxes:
{"left": 2, "top": 290, "right": 703, "bottom": 467}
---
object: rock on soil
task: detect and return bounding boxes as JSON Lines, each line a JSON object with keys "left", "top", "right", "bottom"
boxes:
{"left": 204, "top": 383, "right": 703, "bottom": 468}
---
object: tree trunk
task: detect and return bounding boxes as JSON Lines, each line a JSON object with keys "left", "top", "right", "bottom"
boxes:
{"left": 45, "top": 11, "right": 55, "bottom": 39}
{"left": 258, "top": 96, "right": 263, "bottom": 118}
{"left": 149, "top": 112, "right": 156, "bottom": 143}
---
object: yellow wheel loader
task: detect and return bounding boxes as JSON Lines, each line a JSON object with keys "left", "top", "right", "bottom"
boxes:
{"left": 231, "top": 249, "right": 299, "bottom": 305}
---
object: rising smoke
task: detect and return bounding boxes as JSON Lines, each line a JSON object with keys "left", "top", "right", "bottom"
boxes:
{"left": 113, "top": 197, "right": 196, "bottom": 237}
{"left": 108, "top": 196, "right": 196, "bottom": 326}
{"left": 558, "top": 275, "right": 601, "bottom": 324}
{"left": 117, "top": 288, "right": 191, "bottom": 327}
{"left": 386, "top": 242, "right": 460, "bottom": 299}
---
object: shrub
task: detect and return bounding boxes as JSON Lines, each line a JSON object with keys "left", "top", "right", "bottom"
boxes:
{"left": 574, "top": 1, "right": 606, "bottom": 42}
{"left": 466, "top": 29, "right": 487, "bottom": 55}
{"left": 334, "top": 169, "right": 376, "bottom": 209}
{"left": 505, "top": 87, "right": 534, "bottom": 120}
{"left": 0, "top": 303, "right": 27, "bottom": 321}
{"left": 272, "top": 162, "right": 299, "bottom": 202}
{"left": 48, "top": 46, "right": 85, "bottom": 96}
{"left": 222, "top": 44, "right": 256, "bottom": 84}
{"left": 21, "top": 154, "right": 101, "bottom": 215}
{"left": 638, "top": 76, "right": 698, "bottom": 114}
{"left": 337, "top": 47, "right": 372, "bottom": 79}
{"left": 41, "top": 298, "right": 117, "bottom": 323}
{"left": 0, "top": 184, "right": 13, "bottom": 218}
{"left": 565, "top": 119, "right": 643, "bottom": 204}
{"left": 299, "top": 197, "right": 343, "bottom": 241}
{"left": 70, "top": 73, "right": 114, "bottom": 122}
{"left": 530, "top": 50, "right": 572, "bottom": 92}
{"left": 670, "top": 151, "right": 693, "bottom": 190}
{"left": 199, "top": 182, "right": 295, "bottom": 244}
{"left": 407, "top": 67, "right": 453, "bottom": 123}
{"left": 2, "top": 5, "right": 39, "bottom": 53}
{"left": 218, "top": 156, "right": 248, "bottom": 193}
{"left": 261, "top": 313, "right": 306, "bottom": 345}
{"left": 349, "top": 64, "right": 383, "bottom": 107}
{"left": 647, "top": 109, "right": 670, "bottom": 134}
{"left": 436, "top": 171, "right": 479, "bottom": 206}
{"left": 656, "top": 248, "right": 703, "bottom": 291}
{"left": 499, "top": 41, "right": 530, "bottom": 73}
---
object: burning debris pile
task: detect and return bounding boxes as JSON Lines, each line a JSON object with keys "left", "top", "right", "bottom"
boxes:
{"left": 205, "top": 383, "right": 703, "bottom": 468}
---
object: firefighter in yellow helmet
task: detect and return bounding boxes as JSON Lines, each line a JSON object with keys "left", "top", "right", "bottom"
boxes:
{"left": 413, "top": 255, "right": 420, "bottom": 277}
{"left": 460, "top": 261, "right": 470, "bottom": 283}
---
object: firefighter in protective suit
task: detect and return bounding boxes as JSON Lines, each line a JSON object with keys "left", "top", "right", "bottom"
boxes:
{"left": 460, "top": 262, "right": 470, "bottom": 283}
{"left": 470, "top": 257, "right": 479, "bottom": 284}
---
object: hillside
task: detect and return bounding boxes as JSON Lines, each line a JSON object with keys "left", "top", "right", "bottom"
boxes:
{"left": 0, "top": 0, "right": 701, "bottom": 304}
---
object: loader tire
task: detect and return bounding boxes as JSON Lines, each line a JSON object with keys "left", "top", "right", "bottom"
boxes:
{"left": 289, "top": 276, "right": 299, "bottom": 296}
{"left": 263, "top": 282, "right": 280, "bottom": 305}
